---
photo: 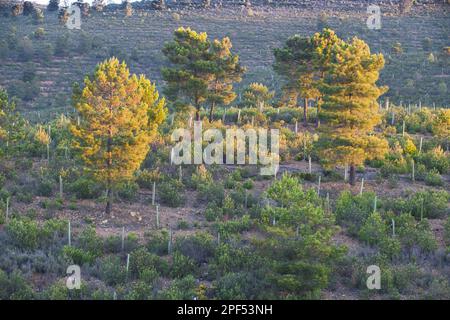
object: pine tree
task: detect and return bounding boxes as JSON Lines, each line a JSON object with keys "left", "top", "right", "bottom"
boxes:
{"left": 162, "top": 27, "right": 212, "bottom": 121}
{"left": 241, "top": 83, "right": 274, "bottom": 111}
{"left": 317, "top": 36, "right": 388, "bottom": 185}
{"left": 0, "top": 88, "right": 29, "bottom": 156}
{"left": 274, "top": 35, "right": 319, "bottom": 124}
{"left": 71, "top": 58, "right": 166, "bottom": 214}
{"left": 259, "top": 174, "right": 343, "bottom": 298}
{"left": 207, "top": 37, "right": 245, "bottom": 121}
{"left": 312, "top": 28, "right": 343, "bottom": 127}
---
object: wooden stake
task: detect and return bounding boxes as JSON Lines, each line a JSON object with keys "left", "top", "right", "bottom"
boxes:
{"left": 59, "top": 175, "right": 63, "bottom": 199}
{"left": 344, "top": 164, "right": 348, "bottom": 181}
{"left": 168, "top": 228, "right": 173, "bottom": 254}
{"left": 5, "top": 197, "right": 10, "bottom": 223}
{"left": 359, "top": 178, "right": 364, "bottom": 195}
{"left": 373, "top": 195, "right": 377, "bottom": 212}
{"left": 317, "top": 175, "right": 321, "bottom": 195}
{"left": 152, "top": 181, "right": 156, "bottom": 206}
{"left": 402, "top": 120, "right": 405, "bottom": 136}
{"left": 294, "top": 121, "right": 298, "bottom": 133}
{"left": 391, "top": 219, "right": 395, "bottom": 237}
{"left": 419, "top": 137, "right": 423, "bottom": 154}
{"left": 156, "top": 205, "right": 160, "bottom": 229}
{"left": 126, "top": 254, "right": 130, "bottom": 273}
{"left": 179, "top": 166, "right": 182, "bottom": 182}
{"left": 68, "top": 220, "right": 71, "bottom": 246}
{"left": 411, "top": 160, "right": 415, "bottom": 182}
{"left": 121, "top": 227, "right": 125, "bottom": 252}
{"left": 308, "top": 156, "right": 312, "bottom": 174}
{"left": 237, "top": 109, "right": 241, "bottom": 123}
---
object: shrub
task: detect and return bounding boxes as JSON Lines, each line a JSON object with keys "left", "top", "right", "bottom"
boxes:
{"left": 129, "top": 247, "right": 168, "bottom": 278}
{"left": 6, "top": 218, "right": 40, "bottom": 250}
{"left": 135, "top": 168, "right": 161, "bottom": 189}
{"left": 358, "top": 212, "right": 388, "bottom": 246}
{"left": 146, "top": 230, "right": 169, "bottom": 255}
{"left": 174, "top": 233, "right": 215, "bottom": 264}
{"left": 205, "top": 203, "right": 223, "bottom": 222}
{"left": 78, "top": 226, "right": 103, "bottom": 258}
{"left": 0, "top": 270, "right": 34, "bottom": 300}
{"left": 417, "top": 146, "right": 449, "bottom": 174}
{"left": 99, "top": 256, "right": 127, "bottom": 286}
{"left": 424, "top": 169, "right": 443, "bottom": 186}
{"left": 125, "top": 281, "right": 153, "bottom": 300}
{"left": 171, "top": 252, "right": 197, "bottom": 278}
{"left": 335, "top": 191, "right": 376, "bottom": 236}
{"left": 198, "top": 182, "right": 225, "bottom": 206}
{"left": 158, "top": 275, "right": 196, "bottom": 300}
{"left": 214, "top": 271, "right": 266, "bottom": 300}
{"left": 36, "top": 178, "right": 53, "bottom": 197}
{"left": 159, "top": 179, "right": 185, "bottom": 207}
{"left": 242, "top": 179, "right": 254, "bottom": 190}
{"left": 68, "top": 177, "right": 102, "bottom": 199}
{"left": 62, "top": 245, "right": 96, "bottom": 265}
{"left": 215, "top": 215, "right": 252, "bottom": 239}
{"left": 117, "top": 180, "right": 139, "bottom": 201}
{"left": 444, "top": 217, "right": 450, "bottom": 247}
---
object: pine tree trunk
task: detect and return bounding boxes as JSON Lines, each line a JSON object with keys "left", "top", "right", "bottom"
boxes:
{"left": 349, "top": 164, "right": 356, "bottom": 186}
{"left": 303, "top": 97, "right": 308, "bottom": 125}
{"left": 209, "top": 101, "right": 215, "bottom": 122}
{"left": 105, "top": 187, "right": 112, "bottom": 214}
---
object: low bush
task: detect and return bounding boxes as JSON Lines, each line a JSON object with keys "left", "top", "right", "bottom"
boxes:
{"left": 159, "top": 179, "right": 185, "bottom": 207}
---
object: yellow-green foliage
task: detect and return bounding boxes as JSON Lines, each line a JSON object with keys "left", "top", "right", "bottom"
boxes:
{"left": 317, "top": 33, "right": 388, "bottom": 170}
{"left": 71, "top": 58, "right": 166, "bottom": 212}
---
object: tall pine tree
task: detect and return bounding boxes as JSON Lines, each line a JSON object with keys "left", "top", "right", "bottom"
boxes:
{"left": 71, "top": 58, "right": 166, "bottom": 214}
{"left": 317, "top": 37, "right": 388, "bottom": 185}
{"left": 207, "top": 37, "right": 245, "bottom": 121}
{"left": 274, "top": 35, "right": 319, "bottom": 124}
{"left": 162, "top": 27, "right": 213, "bottom": 121}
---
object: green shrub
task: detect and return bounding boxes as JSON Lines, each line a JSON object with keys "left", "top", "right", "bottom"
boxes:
{"left": 242, "top": 179, "right": 254, "bottom": 190}
{"left": 125, "top": 281, "right": 153, "bottom": 300}
{"left": 171, "top": 252, "right": 197, "bottom": 278}
{"left": 117, "top": 181, "right": 139, "bottom": 201}
{"left": 0, "top": 270, "right": 34, "bottom": 300}
{"left": 135, "top": 169, "right": 161, "bottom": 189}
{"left": 205, "top": 203, "right": 223, "bottom": 222}
{"left": 416, "top": 147, "right": 449, "bottom": 174}
{"left": 68, "top": 177, "right": 102, "bottom": 199}
{"left": 78, "top": 226, "right": 103, "bottom": 258}
{"left": 177, "top": 220, "right": 189, "bottom": 230}
{"left": 37, "top": 178, "right": 53, "bottom": 197}
{"left": 424, "top": 169, "right": 443, "bottom": 186}
{"left": 146, "top": 230, "right": 169, "bottom": 255}
{"left": 335, "top": 191, "right": 376, "bottom": 236}
{"left": 215, "top": 215, "right": 252, "bottom": 239}
{"left": 384, "top": 190, "right": 449, "bottom": 220}
{"left": 358, "top": 212, "right": 388, "bottom": 246}
{"left": 130, "top": 247, "right": 168, "bottom": 278}
{"left": 159, "top": 179, "right": 185, "bottom": 207}
{"left": 99, "top": 256, "right": 127, "bottom": 286}
{"left": 62, "top": 245, "right": 96, "bottom": 265}
{"left": 444, "top": 217, "right": 450, "bottom": 247}
{"left": 159, "top": 275, "right": 196, "bottom": 300}
{"left": 6, "top": 218, "right": 40, "bottom": 250}
{"left": 174, "top": 232, "right": 216, "bottom": 264}
{"left": 198, "top": 182, "right": 225, "bottom": 206}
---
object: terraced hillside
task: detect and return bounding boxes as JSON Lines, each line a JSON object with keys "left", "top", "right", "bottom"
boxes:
{"left": 0, "top": 2, "right": 449, "bottom": 120}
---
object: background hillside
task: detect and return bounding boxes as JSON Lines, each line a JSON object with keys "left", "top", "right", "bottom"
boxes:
{"left": 0, "top": 1, "right": 448, "bottom": 121}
